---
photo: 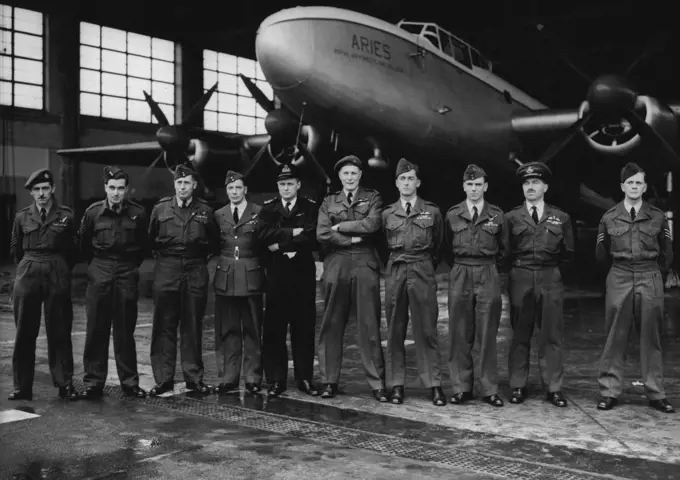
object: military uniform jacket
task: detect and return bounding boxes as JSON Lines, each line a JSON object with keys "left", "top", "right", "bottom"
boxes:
{"left": 10, "top": 203, "right": 77, "bottom": 268}
{"left": 382, "top": 197, "right": 443, "bottom": 265}
{"left": 505, "top": 203, "right": 574, "bottom": 269}
{"left": 316, "top": 187, "right": 382, "bottom": 256}
{"left": 214, "top": 202, "right": 264, "bottom": 296}
{"left": 259, "top": 195, "right": 318, "bottom": 267}
{"left": 596, "top": 201, "right": 673, "bottom": 273}
{"left": 79, "top": 199, "right": 146, "bottom": 266}
{"left": 444, "top": 201, "right": 508, "bottom": 269}
{"left": 148, "top": 196, "right": 218, "bottom": 259}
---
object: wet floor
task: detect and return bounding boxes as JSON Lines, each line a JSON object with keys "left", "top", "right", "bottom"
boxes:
{"left": 1, "top": 259, "right": 679, "bottom": 479}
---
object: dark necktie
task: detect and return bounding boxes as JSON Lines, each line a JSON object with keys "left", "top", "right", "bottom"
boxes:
{"left": 347, "top": 192, "right": 353, "bottom": 204}
{"left": 285, "top": 201, "right": 292, "bottom": 214}
{"left": 630, "top": 207, "right": 636, "bottom": 221}
{"left": 472, "top": 205, "right": 478, "bottom": 224}
{"left": 180, "top": 200, "right": 186, "bottom": 208}
{"left": 405, "top": 202, "right": 411, "bottom": 215}
{"left": 40, "top": 208, "right": 46, "bottom": 223}
{"left": 233, "top": 207, "right": 239, "bottom": 224}
{"left": 531, "top": 206, "right": 539, "bottom": 224}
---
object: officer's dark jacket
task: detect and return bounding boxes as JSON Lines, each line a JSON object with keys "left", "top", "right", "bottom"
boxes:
{"left": 213, "top": 201, "right": 264, "bottom": 297}
{"left": 596, "top": 201, "right": 673, "bottom": 273}
{"left": 10, "top": 203, "right": 77, "bottom": 268}
{"left": 148, "top": 196, "right": 218, "bottom": 258}
{"left": 382, "top": 197, "right": 443, "bottom": 265}
{"left": 79, "top": 199, "right": 146, "bottom": 266}
{"left": 444, "top": 201, "right": 509, "bottom": 270}
{"left": 505, "top": 203, "right": 574, "bottom": 269}
{"left": 316, "top": 187, "right": 382, "bottom": 254}
{"left": 259, "top": 195, "right": 318, "bottom": 264}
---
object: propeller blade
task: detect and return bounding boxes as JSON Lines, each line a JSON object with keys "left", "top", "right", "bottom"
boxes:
{"left": 625, "top": 31, "right": 673, "bottom": 76}
{"left": 183, "top": 83, "right": 219, "bottom": 126}
{"left": 296, "top": 141, "right": 331, "bottom": 186}
{"left": 130, "top": 151, "right": 164, "bottom": 196}
{"left": 238, "top": 74, "right": 275, "bottom": 113}
{"left": 243, "top": 142, "right": 270, "bottom": 178}
{"left": 143, "top": 90, "right": 170, "bottom": 126}
{"left": 622, "top": 110, "right": 680, "bottom": 167}
{"left": 537, "top": 113, "right": 593, "bottom": 165}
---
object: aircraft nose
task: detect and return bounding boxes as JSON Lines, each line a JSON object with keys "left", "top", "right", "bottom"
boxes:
{"left": 256, "top": 12, "right": 314, "bottom": 89}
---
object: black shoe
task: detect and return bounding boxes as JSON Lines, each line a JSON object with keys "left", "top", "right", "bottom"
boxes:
{"left": 391, "top": 386, "right": 404, "bottom": 404}
{"left": 320, "top": 383, "right": 338, "bottom": 399}
{"left": 8, "top": 390, "right": 32, "bottom": 401}
{"left": 214, "top": 382, "right": 238, "bottom": 394}
{"left": 597, "top": 397, "right": 618, "bottom": 411}
{"left": 649, "top": 398, "right": 675, "bottom": 413}
{"left": 372, "top": 388, "right": 389, "bottom": 403}
{"left": 483, "top": 394, "right": 504, "bottom": 407}
{"left": 78, "top": 386, "right": 103, "bottom": 400}
{"left": 122, "top": 385, "right": 147, "bottom": 398}
{"left": 297, "top": 380, "right": 319, "bottom": 396}
{"left": 149, "top": 382, "right": 174, "bottom": 396}
{"left": 547, "top": 391, "right": 568, "bottom": 407}
{"left": 432, "top": 387, "right": 447, "bottom": 406}
{"left": 509, "top": 387, "right": 528, "bottom": 404}
{"left": 268, "top": 382, "right": 286, "bottom": 397}
{"left": 450, "top": 391, "right": 473, "bottom": 405}
{"left": 59, "top": 384, "right": 79, "bottom": 400}
{"left": 245, "top": 383, "right": 261, "bottom": 394}
{"left": 186, "top": 382, "right": 213, "bottom": 394}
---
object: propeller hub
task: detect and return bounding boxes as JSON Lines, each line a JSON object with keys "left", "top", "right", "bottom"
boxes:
{"left": 265, "top": 109, "right": 298, "bottom": 140}
{"left": 156, "top": 126, "right": 190, "bottom": 153}
{"left": 586, "top": 74, "right": 637, "bottom": 115}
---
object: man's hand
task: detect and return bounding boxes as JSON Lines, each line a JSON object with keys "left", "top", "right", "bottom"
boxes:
{"left": 331, "top": 224, "right": 340, "bottom": 232}
{"left": 292, "top": 228, "right": 303, "bottom": 236}
{"left": 350, "top": 237, "right": 362, "bottom": 244}
{"left": 268, "top": 243, "right": 280, "bottom": 252}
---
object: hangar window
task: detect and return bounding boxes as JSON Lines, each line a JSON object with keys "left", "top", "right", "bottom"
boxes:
{"left": 0, "top": 5, "right": 44, "bottom": 110}
{"left": 203, "top": 49, "right": 271, "bottom": 135}
{"left": 79, "top": 22, "right": 176, "bottom": 123}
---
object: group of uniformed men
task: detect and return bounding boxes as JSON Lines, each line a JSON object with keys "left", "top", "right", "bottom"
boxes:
{"left": 8, "top": 156, "right": 674, "bottom": 414}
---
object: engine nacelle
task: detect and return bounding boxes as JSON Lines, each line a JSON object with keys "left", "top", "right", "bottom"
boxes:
{"left": 579, "top": 95, "right": 677, "bottom": 155}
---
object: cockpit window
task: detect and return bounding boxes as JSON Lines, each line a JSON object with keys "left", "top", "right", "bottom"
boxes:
{"left": 398, "top": 23, "right": 423, "bottom": 35}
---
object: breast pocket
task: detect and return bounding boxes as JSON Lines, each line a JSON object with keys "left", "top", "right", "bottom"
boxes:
{"left": 188, "top": 215, "right": 208, "bottom": 240}
{"left": 412, "top": 217, "right": 433, "bottom": 247}
{"left": 544, "top": 224, "right": 564, "bottom": 252}
{"left": 510, "top": 224, "right": 529, "bottom": 250}
{"left": 479, "top": 223, "right": 499, "bottom": 251}
{"left": 385, "top": 219, "right": 404, "bottom": 249}
{"left": 21, "top": 223, "right": 41, "bottom": 249}
{"left": 328, "top": 206, "right": 347, "bottom": 224}
{"left": 449, "top": 223, "right": 468, "bottom": 247}
{"left": 353, "top": 202, "right": 370, "bottom": 217}
{"left": 158, "top": 215, "right": 179, "bottom": 238}
{"left": 93, "top": 219, "right": 115, "bottom": 248}
{"left": 121, "top": 217, "right": 138, "bottom": 244}
{"left": 608, "top": 225, "right": 630, "bottom": 252}
{"left": 639, "top": 224, "right": 660, "bottom": 252}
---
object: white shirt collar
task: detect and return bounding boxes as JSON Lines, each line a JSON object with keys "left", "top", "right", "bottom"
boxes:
{"left": 466, "top": 200, "right": 484, "bottom": 218}
{"left": 343, "top": 189, "right": 358, "bottom": 201}
{"left": 231, "top": 201, "right": 247, "bottom": 215}
{"left": 401, "top": 196, "right": 417, "bottom": 212}
{"left": 623, "top": 199, "right": 643, "bottom": 214}
{"left": 282, "top": 196, "right": 297, "bottom": 210}
{"left": 526, "top": 200, "right": 545, "bottom": 220}
{"left": 176, "top": 196, "right": 192, "bottom": 207}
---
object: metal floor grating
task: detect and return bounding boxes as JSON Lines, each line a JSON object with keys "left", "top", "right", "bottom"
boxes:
{"left": 2, "top": 365, "right": 633, "bottom": 480}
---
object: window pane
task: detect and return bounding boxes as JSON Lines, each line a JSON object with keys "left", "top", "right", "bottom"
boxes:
{"left": 151, "top": 80, "right": 173, "bottom": 104}
{"left": 80, "top": 69, "right": 100, "bottom": 93}
{"left": 204, "top": 49, "right": 217, "bottom": 70}
{"left": 217, "top": 53, "right": 237, "bottom": 74}
{"left": 14, "top": 57, "right": 41, "bottom": 84}
{"left": 102, "top": 26, "right": 126, "bottom": 52}
{"left": 238, "top": 96, "right": 256, "bottom": 117}
{"left": 80, "top": 45, "right": 100, "bottom": 69}
{"left": 0, "top": 54, "right": 11, "bottom": 80}
{"left": 0, "top": 5, "right": 11, "bottom": 29}
{"left": 156, "top": 104, "right": 174, "bottom": 124}
{"left": 255, "top": 103, "right": 267, "bottom": 119}
{"left": 0, "top": 29, "right": 11, "bottom": 55}
{"left": 80, "top": 22, "right": 100, "bottom": 47}
{"left": 255, "top": 117, "right": 265, "bottom": 134}
{"left": 102, "top": 95, "right": 126, "bottom": 119}
{"left": 255, "top": 62, "right": 264, "bottom": 81}
{"left": 218, "top": 72, "right": 238, "bottom": 94}
{"left": 128, "top": 55, "right": 151, "bottom": 78}
{"left": 80, "top": 92, "right": 100, "bottom": 115}
{"left": 14, "top": 82, "right": 42, "bottom": 109}
{"left": 218, "top": 112, "right": 237, "bottom": 133}
{"left": 152, "top": 37, "right": 173, "bottom": 61}
{"left": 205, "top": 92, "right": 217, "bottom": 112}
{"left": 237, "top": 57, "right": 256, "bottom": 79}
{"left": 204, "top": 110, "right": 218, "bottom": 131}
{"left": 204, "top": 69, "right": 217, "bottom": 89}
{"left": 254, "top": 80, "right": 273, "bottom": 101}
{"left": 14, "top": 32, "right": 42, "bottom": 60}
{"left": 217, "top": 92, "right": 237, "bottom": 113}
{"left": 14, "top": 8, "right": 42, "bottom": 35}
{"left": 101, "top": 49, "right": 126, "bottom": 73}
{"left": 101, "top": 72, "right": 126, "bottom": 96}
{"left": 127, "top": 76, "right": 150, "bottom": 100}
{"left": 127, "top": 32, "right": 150, "bottom": 57}
{"left": 151, "top": 59, "right": 173, "bottom": 82}
{"left": 237, "top": 115, "right": 256, "bottom": 135}
{"left": 0, "top": 80, "right": 11, "bottom": 105}
{"left": 127, "top": 99, "right": 150, "bottom": 122}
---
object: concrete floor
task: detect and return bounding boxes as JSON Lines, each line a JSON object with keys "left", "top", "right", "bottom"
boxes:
{"left": 1, "top": 259, "right": 679, "bottom": 479}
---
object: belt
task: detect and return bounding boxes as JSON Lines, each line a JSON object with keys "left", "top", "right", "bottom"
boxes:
{"left": 93, "top": 252, "right": 138, "bottom": 262}
{"left": 22, "top": 251, "right": 60, "bottom": 261}
{"left": 221, "top": 248, "right": 255, "bottom": 260}
{"left": 453, "top": 257, "right": 495, "bottom": 266}
{"left": 612, "top": 259, "right": 659, "bottom": 273}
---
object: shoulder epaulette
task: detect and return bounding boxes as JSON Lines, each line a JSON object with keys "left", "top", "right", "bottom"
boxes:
{"left": 263, "top": 196, "right": 278, "bottom": 205}
{"left": 85, "top": 200, "right": 104, "bottom": 212}
{"left": 304, "top": 196, "right": 316, "bottom": 204}
{"left": 127, "top": 199, "right": 143, "bottom": 208}
{"left": 157, "top": 196, "right": 172, "bottom": 203}
{"left": 488, "top": 203, "right": 504, "bottom": 213}
{"left": 511, "top": 204, "right": 525, "bottom": 211}
{"left": 446, "top": 202, "right": 463, "bottom": 214}
{"left": 362, "top": 188, "right": 378, "bottom": 194}
{"left": 195, "top": 197, "right": 208, "bottom": 204}
{"left": 649, "top": 204, "right": 664, "bottom": 214}
{"left": 18, "top": 205, "right": 31, "bottom": 213}
{"left": 603, "top": 205, "right": 618, "bottom": 216}
{"left": 423, "top": 199, "right": 438, "bottom": 207}
{"left": 59, "top": 205, "right": 74, "bottom": 212}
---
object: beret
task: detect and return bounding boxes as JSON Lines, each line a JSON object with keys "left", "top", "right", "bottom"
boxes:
{"left": 25, "top": 169, "right": 53, "bottom": 190}
{"left": 334, "top": 155, "right": 362, "bottom": 173}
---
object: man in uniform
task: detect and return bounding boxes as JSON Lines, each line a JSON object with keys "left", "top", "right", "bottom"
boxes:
{"left": 316, "top": 155, "right": 387, "bottom": 402}
{"left": 260, "top": 164, "right": 320, "bottom": 397}
{"left": 445, "top": 164, "right": 508, "bottom": 407}
{"left": 148, "top": 165, "right": 218, "bottom": 396}
{"left": 595, "top": 162, "right": 674, "bottom": 413}
{"left": 382, "top": 158, "right": 446, "bottom": 406}
{"left": 9, "top": 168, "right": 79, "bottom": 400}
{"left": 506, "top": 162, "right": 574, "bottom": 407}
{"left": 77, "top": 166, "right": 147, "bottom": 399}
{"left": 212, "top": 171, "right": 265, "bottom": 395}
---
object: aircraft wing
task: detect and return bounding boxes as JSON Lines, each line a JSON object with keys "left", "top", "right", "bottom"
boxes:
{"left": 58, "top": 142, "right": 161, "bottom": 154}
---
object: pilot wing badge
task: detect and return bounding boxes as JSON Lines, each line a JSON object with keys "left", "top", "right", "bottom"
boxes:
{"left": 547, "top": 215, "right": 562, "bottom": 225}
